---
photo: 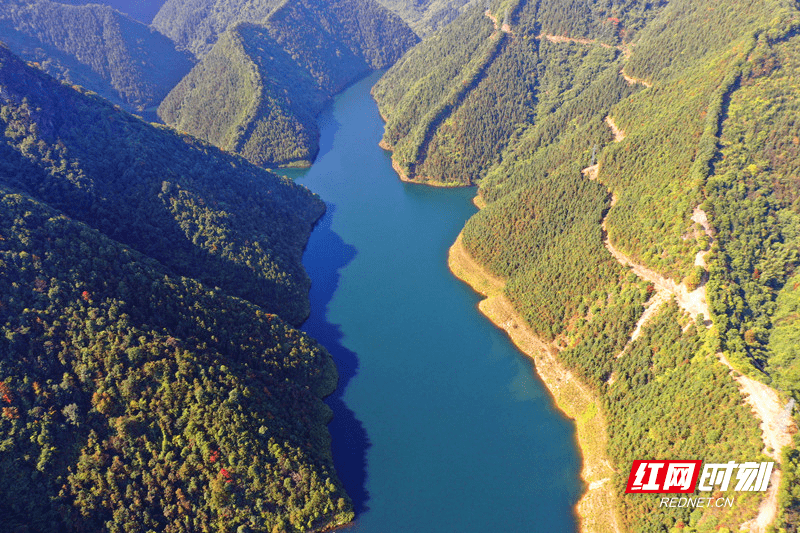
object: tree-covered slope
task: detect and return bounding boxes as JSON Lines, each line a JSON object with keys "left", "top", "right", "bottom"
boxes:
{"left": 0, "top": 189, "right": 352, "bottom": 533}
{"left": 152, "top": 0, "right": 284, "bottom": 57}
{"left": 54, "top": 0, "right": 168, "bottom": 24}
{"left": 375, "top": 0, "right": 474, "bottom": 37}
{"left": 153, "top": 0, "right": 417, "bottom": 60}
{"left": 380, "top": 0, "right": 800, "bottom": 530}
{"left": 372, "top": 3, "right": 499, "bottom": 185}
{"left": 0, "top": 44, "right": 322, "bottom": 325}
{"left": 373, "top": 0, "right": 663, "bottom": 186}
{"left": 0, "top": 0, "right": 193, "bottom": 111}
{"left": 157, "top": 0, "right": 417, "bottom": 167}
{"left": 158, "top": 24, "right": 327, "bottom": 167}
{"left": 702, "top": 26, "right": 800, "bottom": 394}
{"left": 0, "top": 46, "right": 353, "bottom": 532}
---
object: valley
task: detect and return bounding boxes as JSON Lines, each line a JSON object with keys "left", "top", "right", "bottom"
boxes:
{"left": 0, "top": 0, "right": 799, "bottom": 531}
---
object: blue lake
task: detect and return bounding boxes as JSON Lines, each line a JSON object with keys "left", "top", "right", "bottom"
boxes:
{"left": 290, "top": 71, "right": 582, "bottom": 532}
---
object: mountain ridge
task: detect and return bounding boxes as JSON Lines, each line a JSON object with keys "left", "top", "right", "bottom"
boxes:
{"left": 0, "top": 43, "right": 321, "bottom": 324}
{"left": 0, "top": 0, "right": 193, "bottom": 111}
{"left": 0, "top": 44, "right": 354, "bottom": 532}
{"left": 157, "top": 0, "right": 418, "bottom": 167}
{"left": 375, "top": 0, "right": 800, "bottom": 530}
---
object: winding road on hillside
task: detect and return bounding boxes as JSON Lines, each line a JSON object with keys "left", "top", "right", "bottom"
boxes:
{"left": 619, "top": 67, "right": 652, "bottom": 88}
{"left": 486, "top": 8, "right": 656, "bottom": 95}
{"left": 484, "top": 10, "right": 511, "bottom": 34}
{"left": 474, "top": 17, "right": 793, "bottom": 529}
{"left": 592, "top": 114, "right": 794, "bottom": 533}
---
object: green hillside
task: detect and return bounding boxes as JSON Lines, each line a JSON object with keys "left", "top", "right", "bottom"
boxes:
{"left": 374, "top": 0, "right": 664, "bottom": 186}
{"left": 0, "top": 0, "right": 193, "bottom": 111}
{"left": 152, "top": 0, "right": 417, "bottom": 60}
{"left": 54, "top": 0, "right": 168, "bottom": 24}
{"left": 0, "top": 189, "right": 351, "bottom": 533}
{"left": 378, "top": 0, "right": 800, "bottom": 530}
{"left": 0, "top": 44, "right": 322, "bottom": 325}
{"left": 157, "top": 0, "right": 417, "bottom": 167}
{"left": 157, "top": 24, "right": 327, "bottom": 167}
{"left": 0, "top": 46, "right": 353, "bottom": 532}
{"left": 375, "top": 0, "right": 473, "bottom": 37}
{"left": 152, "top": 0, "right": 284, "bottom": 57}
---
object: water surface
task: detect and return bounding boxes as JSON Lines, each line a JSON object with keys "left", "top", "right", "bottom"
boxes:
{"left": 293, "top": 71, "right": 582, "bottom": 532}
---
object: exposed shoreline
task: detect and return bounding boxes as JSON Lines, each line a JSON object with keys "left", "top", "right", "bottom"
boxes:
{"left": 390, "top": 158, "right": 466, "bottom": 187}
{"left": 378, "top": 140, "right": 470, "bottom": 187}
{"left": 376, "top": 99, "right": 622, "bottom": 531}
{"left": 448, "top": 230, "right": 622, "bottom": 533}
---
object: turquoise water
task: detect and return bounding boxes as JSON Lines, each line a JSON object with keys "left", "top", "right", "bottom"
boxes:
{"left": 292, "top": 71, "right": 582, "bottom": 532}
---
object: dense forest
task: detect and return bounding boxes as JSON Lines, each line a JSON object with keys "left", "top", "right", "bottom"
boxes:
{"left": 0, "top": 44, "right": 324, "bottom": 325}
{"left": 0, "top": 45, "right": 354, "bottom": 531}
{"left": 0, "top": 0, "right": 192, "bottom": 112}
{"left": 377, "top": 0, "right": 800, "bottom": 530}
{"left": 157, "top": 0, "right": 417, "bottom": 167}
{"left": 0, "top": 189, "right": 350, "bottom": 532}
{"left": 152, "top": 0, "right": 284, "bottom": 57}
{"left": 0, "top": 0, "right": 798, "bottom": 530}
{"left": 374, "top": 0, "right": 474, "bottom": 37}
{"left": 157, "top": 24, "right": 327, "bottom": 167}
{"left": 374, "top": 0, "right": 666, "bottom": 185}
{"left": 54, "top": 0, "right": 168, "bottom": 24}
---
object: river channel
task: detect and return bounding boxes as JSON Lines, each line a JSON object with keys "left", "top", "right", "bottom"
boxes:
{"left": 288, "top": 71, "right": 582, "bottom": 532}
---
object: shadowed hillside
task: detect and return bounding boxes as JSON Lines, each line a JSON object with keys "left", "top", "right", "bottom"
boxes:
{"left": 0, "top": 45, "right": 355, "bottom": 532}
{"left": 0, "top": 44, "right": 322, "bottom": 325}
{"left": 0, "top": 0, "right": 192, "bottom": 111}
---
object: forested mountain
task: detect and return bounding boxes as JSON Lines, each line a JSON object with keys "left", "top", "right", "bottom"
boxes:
{"left": 55, "top": 0, "right": 168, "bottom": 24}
{"left": 157, "top": 0, "right": 417, "bottom": 167}
{"left": 0, "top": 43, "right": 322, "bottom": 325}
{"left": 152, "top": 0, "right": 284, "bottom": 57}
{"left": 0, "top": 45, "right": 353, "bottom": 532}
{"left": 378, "top": 0, "right": 800, "bottom": 530}
{"left": 152, "top": 0, "right": 416, "bottom": 59}
{"left": 375, "top": 0, "right": 474, "bottom": 37}
{"left": 374, "top": 0, "right": 662, "bottom": 186}
{"left": 158, "top": 24, "right": 327, "bottom": 167}
{"left": 0, "top": 0, "right": 192, "bottom": 111}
